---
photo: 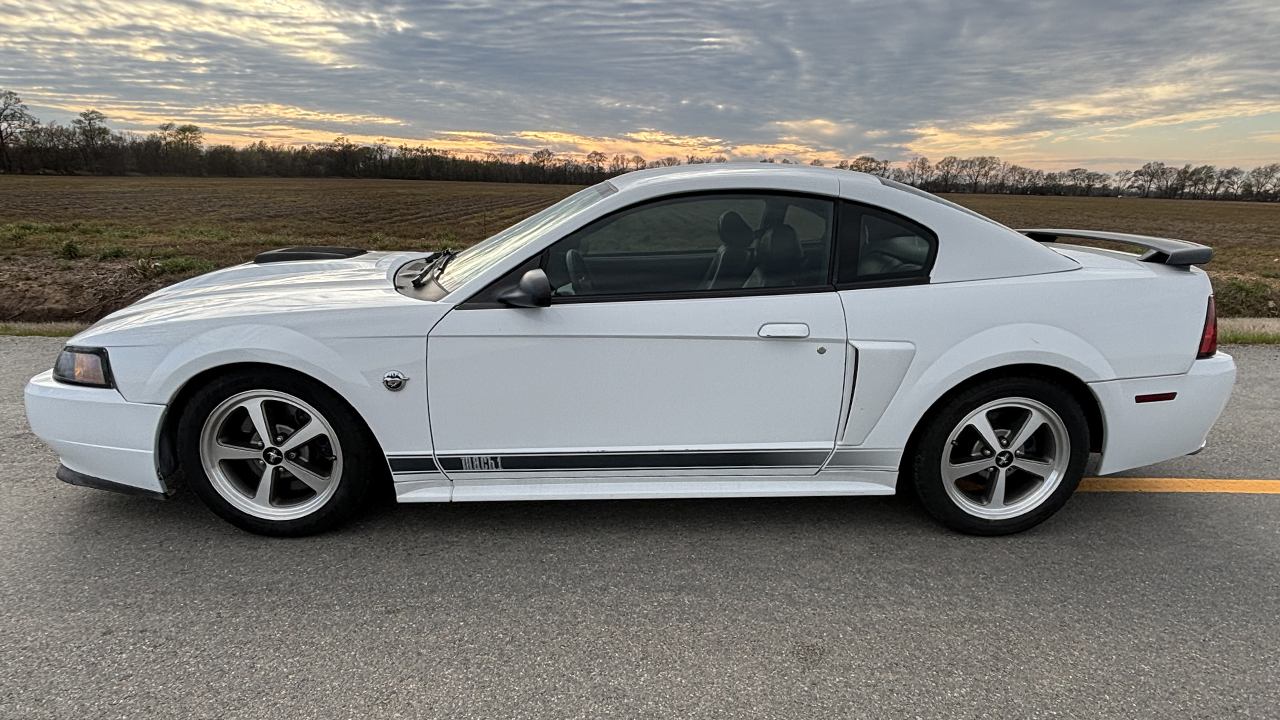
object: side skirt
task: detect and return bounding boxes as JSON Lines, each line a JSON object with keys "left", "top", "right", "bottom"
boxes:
{"left": 386, "top": 455, "right": 450, "bottom": 502}
{"left": 388, "top": 449, "right": 904, "bottom": 503}
{"left": 393, "top": 470, "right": 897, "bottom": 503}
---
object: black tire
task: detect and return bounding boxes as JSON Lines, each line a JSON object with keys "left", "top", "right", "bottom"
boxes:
{"left": 907, "top": 376, "right": 1090, "bottom": 536}
{"left": 177, "top": 369, "right": 378, "bottom": 537}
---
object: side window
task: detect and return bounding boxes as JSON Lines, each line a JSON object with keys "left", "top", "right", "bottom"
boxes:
{"left": 835, "top": 202, "right": 937, "bottom": 284}
{"left": 545, "top": 193, "right": 834, "bottom": 298}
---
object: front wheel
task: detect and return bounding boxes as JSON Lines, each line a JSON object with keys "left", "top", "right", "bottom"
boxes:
{"left": 908, "top": 377, "right": 1090, "bottom": 535}
{"left": 177, "top": 370, "right": 378, "bottom": 536}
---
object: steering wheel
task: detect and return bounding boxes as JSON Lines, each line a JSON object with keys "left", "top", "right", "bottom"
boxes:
{"left": 565, "top": 248, "right": 596, "bottom": 295}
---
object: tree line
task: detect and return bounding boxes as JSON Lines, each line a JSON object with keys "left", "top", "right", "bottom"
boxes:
{"left": 830, "top": 155, "right": 1280, "bottom": 201}
{"left": 2, "top": 90, "right": 1277, "bottom": 200}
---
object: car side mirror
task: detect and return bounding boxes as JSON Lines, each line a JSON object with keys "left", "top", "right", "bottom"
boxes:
{"left": 497, "top": 268, "right": 552, "bottom": 308}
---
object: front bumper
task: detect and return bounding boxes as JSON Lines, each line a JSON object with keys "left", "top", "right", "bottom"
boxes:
{"left": 1090, "top": 352, "right": 1237, "bottom": 475}
{"left": 56, "top": 464, "right": 169, "bottom": 500}
{"left": 24, "top": 370, "right": 169, "bottom": 496}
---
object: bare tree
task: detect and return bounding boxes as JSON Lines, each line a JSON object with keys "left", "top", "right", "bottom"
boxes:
{"left": 72, "top": 109, "right": 110, "bottom": 171}
{"left": 1246, "top": 163, "right": 1280, "bottom": 201}
{"left": 933, "top": 156, "right": 961, "bottom": 192}
{"left": 1113, "top": 170, "right": 1135, "bottom": 196}
{"left": 1186, "top": 165, "right": 1216, "bottom": 199}
{"left": 845, "top": 155, "right": 890, "bottom": 176}
{"left": 529, "top": 149, "right": 555, "bottom": 168}
{"left": 1217, "top": 167, "right": 1245, "bottom": 199}
{"left": 171, "top": 124, "right": 204, "bottom": 149}
{"left": 1086, "top": 171, "right": 1111, "bottom": 196}
{"left": 957, "top": 156, "right": 999, "bottom": 193}
{"left": 164, "top": 123, "right": 204, "bottom": 174}
{"left": 1206, "top": 166, "right": 1229, "bottom": 199}
{"left": 1131, "top": 162, "right": 1168, "bottom": 197}
{"left": 903, "top": 156, "right": 932, "bottom": 186}
{"left": 0, "top": 90, "right": 35, "bottom": 172}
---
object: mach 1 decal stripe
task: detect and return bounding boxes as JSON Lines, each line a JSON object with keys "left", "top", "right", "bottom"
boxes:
{"left": 440, "top": 450, "right": 832, "bottom": 472}
{"left": 826, "top": 449, "right": 901, "bottom": 469}
{"left": 389, "top": 450, "right": 831, "bottom": 474}
{"left": 388, "top": 456, "right": 438, "bottom": 474}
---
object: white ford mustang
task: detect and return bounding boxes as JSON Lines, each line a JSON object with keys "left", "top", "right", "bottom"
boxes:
{"left": 25, "top": 164, "right": 1235, "bottom": 536}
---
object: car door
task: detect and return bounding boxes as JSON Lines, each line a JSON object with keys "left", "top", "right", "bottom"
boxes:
{"left": 426, "top": 192, "right": 850, "bottom": 487}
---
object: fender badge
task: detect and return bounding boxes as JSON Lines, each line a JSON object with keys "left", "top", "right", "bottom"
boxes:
{"left": 382, "top": 371, "right": 409, "bottom": 392}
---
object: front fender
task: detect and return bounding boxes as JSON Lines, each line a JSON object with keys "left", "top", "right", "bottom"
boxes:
{"left": 106, "top": 321, "right": 435, "bottom": 462}
{"left": 131, "top": 324, "right": 370, "bottom": 403}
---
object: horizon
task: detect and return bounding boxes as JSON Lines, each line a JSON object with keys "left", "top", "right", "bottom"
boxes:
{"left": 4, "top": 1, "right": 1280, "bottom": 172}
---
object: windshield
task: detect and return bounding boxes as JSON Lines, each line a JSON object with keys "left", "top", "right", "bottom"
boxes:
{"left": 438, "top": 181, "right": 617, "bottom": 291}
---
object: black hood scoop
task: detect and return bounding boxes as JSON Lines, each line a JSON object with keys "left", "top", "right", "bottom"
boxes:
{"left": 254, "top": 247, "right": 368, "bottom": 264}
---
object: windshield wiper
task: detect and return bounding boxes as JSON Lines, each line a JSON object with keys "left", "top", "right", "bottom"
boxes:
{"left": 410, "top": 249, "right": 456, "bottom": 288}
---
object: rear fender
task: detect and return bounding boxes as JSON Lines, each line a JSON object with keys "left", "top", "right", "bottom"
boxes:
{"left": 856, "top": 323, "right": 1113, "bottom": 450}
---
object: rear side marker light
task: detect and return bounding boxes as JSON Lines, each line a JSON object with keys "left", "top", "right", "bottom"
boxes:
{"left": 1135, "top": 392, "right": 1177, "bottom": 404}
{"left": 1197, "top": 296, "right": 1218, "bottom": 359}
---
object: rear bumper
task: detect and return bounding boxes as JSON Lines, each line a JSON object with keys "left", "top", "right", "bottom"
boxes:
{"left": 24, "top": 370, "right": 169, "bottom": 495}
{"left": 1091, "top": 352, "right": 1236, "bottom": 475}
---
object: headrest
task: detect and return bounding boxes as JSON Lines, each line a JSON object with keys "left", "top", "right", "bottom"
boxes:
{"left": 875, "top": 234, "right": 931, "bottom": 265}
{"left": 756, "top": 225, "right": 802, "bottom": 270}
{"left": 718, "top": 211, "right": 754, "bottom": 250}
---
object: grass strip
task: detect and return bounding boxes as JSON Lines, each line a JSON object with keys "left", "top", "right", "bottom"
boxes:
{"left": 1220, "top": 330, "right": 1280, "bottom": 344}
{"left": 1219, "top": 317, "right": 1280, "bottom": 345}
{"left": 0, "top": 322, "right": 89, "bottom": 337}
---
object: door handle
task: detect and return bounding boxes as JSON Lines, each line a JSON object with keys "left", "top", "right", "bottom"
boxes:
{"left": 758, "top": 323, "right": 810, "bottom": 338}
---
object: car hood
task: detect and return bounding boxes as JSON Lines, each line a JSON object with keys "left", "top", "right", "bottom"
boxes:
{"left": 76, "top": 251, "right": 433, "bottom": 340}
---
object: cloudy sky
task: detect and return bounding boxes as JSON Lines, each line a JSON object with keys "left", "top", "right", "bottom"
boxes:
{"left": 3, "top": 0, "right": 1279, "bottom": 169}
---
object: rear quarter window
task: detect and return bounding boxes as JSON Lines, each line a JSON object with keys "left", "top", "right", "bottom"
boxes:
{"left": 835, "top": 202, "right": 938, "bottom": 285}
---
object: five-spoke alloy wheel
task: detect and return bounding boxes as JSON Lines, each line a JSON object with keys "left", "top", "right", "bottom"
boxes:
{"left": 199, "top": 390, "right": 343, "bottom": 522}
{"left": 177, "top": 370, "right": 377, "bottom": 536}
{"left": 909, "top": 377, "right": 1090, "bottom": 535}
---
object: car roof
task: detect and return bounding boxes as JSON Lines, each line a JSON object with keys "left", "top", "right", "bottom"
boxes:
{"left": 607, "top": 162, "right": 880, "bottom": 192}
{"left": 603, "top": 162, "right": 1079, "bottom": 285}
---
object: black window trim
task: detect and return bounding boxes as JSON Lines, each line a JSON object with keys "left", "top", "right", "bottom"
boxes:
{"left": 833, "top": 199, "right": 939, "bottom": 290}
{"left": 833, "top": 275, "right": 933, "bottom": 292}
{"left": 545, "top": 282, "right": 837, "bottom": 306}
{"left": 461, "top": 188, "right": 841, "bottom": 308}
{"left": 458, "top": 189, "right": 941, "bottom": 308}
{"left": 547, "top": 189, "right": 841, "bottom": 305}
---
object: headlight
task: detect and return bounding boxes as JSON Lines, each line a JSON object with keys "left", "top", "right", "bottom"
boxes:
{"left": 52, "top": 346, "right": 115, "bottom": 388}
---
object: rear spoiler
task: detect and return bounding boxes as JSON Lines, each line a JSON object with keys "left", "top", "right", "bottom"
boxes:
{"left": 1017, "top": 228, "right": 1213, "bottom": 266}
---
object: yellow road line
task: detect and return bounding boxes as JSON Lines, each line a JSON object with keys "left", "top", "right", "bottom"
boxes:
{"left": 1079, "top": 477, "right": 1280, "bottom": 494}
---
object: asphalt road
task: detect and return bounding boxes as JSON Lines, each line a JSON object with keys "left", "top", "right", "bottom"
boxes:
{"left": 2, "top": 337, "right": 1277, "bottom": 719}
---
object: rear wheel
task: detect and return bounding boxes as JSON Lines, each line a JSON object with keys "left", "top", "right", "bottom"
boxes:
{"left": 909, "top": 377, "right": 1089, "bottom": 535}
{"left": 177, "top": 370, "right": 377, "bottom": 536}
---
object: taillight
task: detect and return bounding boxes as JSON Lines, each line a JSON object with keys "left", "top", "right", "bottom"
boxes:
{"left": 1197, "top": 296, "right": 1217, "bottom": 359}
